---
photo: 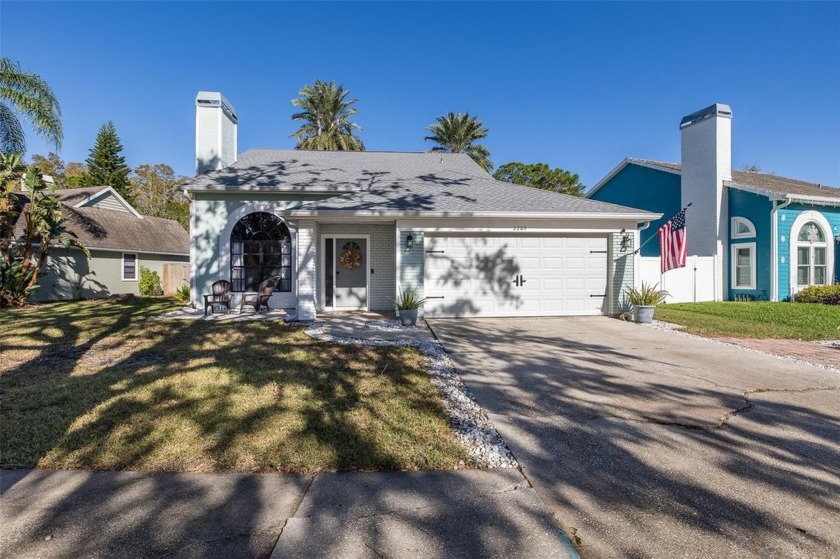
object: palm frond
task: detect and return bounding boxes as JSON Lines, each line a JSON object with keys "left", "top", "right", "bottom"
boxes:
{"left": 0, "top": 58, "right": 62, "bottom": 149}
{"left": 0, "top": 102, "right": 26, "bottom": 153}
{"left": 290, "top": 79, "right": 364, "bottom": 151}
{"left": 425, "top": 112, "right": 491, "bottom": 170}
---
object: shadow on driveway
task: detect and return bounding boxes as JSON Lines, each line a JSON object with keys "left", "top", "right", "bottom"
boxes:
{"left": 428, "top": 316, "right": 840, "bottom": 559}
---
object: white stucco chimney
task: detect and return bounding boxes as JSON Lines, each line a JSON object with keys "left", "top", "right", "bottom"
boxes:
{"left": 680, "top": 103, "right": 732, "bottom": 300}
{"left": 195, "top": 91, "right": 238, "bottom": 175}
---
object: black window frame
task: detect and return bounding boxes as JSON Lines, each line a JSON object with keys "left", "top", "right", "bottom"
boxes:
{"left": 230, "top": 212, "right": 292, "bottom": 293}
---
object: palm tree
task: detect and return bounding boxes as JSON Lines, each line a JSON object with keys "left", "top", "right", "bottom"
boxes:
{"left": 290, "top": 80, "right": 364, "bottom": 151}
{"left": 0, "top": 58, "right": 62, "bottom": 154}
{"left": 425, "top": 112, "right": 492, "bottom": 172}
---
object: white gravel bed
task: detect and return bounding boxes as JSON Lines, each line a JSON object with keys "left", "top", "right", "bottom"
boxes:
{"left": 637, "top": 320, "right": 840, "bottom": 374}
{"left": 152, "top": 307, "right": 291, "bottom": 321}
{"left": 364, "top": 319, "right": 429, "bottom": 332}
{"left": 305, "top": 322, "right": 518, "bottom": 469}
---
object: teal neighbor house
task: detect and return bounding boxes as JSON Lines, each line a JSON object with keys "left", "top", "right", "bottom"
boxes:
{"left": 588, "top": 103, "right": 840, "bottom": 302}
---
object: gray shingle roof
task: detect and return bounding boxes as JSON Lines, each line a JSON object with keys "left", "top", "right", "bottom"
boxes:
{"left": 13, "top": 192, "right": 189, "bottom": 255}
{"left": 630, "top": 158, "right": 840, "bottom": 200}
{"left": 184, "top": 149, "right": 659, "bottom": 218}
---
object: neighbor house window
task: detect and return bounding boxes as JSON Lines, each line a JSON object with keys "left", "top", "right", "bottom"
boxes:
{"left": 731, "top": 217, "right": 756, "bottom": 239}
{"left": 730, "top": 242, "right": 756, "bottom": 290}
{"left": 230, "top": 212, "right": 292, "bottom": 292}
{"left": 795, "top": 221, "right": 828, "bottom": 286}
{"left": 122, "top": 253, "right": 138, "bottom": 281}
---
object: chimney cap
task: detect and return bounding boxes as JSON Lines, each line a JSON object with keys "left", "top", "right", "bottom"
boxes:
{"left": 195, "top": 91, "right": 238, "bottom": 123}
{"left": 680, "top": 103, "right": 732, "bottom": 129}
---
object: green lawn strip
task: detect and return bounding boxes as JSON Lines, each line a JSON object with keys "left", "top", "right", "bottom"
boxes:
{"left": 0, "top": 298, "right": 470, "bottom": 473}
{"left": 654, "top": 301, "right": 840, "bottom": 340}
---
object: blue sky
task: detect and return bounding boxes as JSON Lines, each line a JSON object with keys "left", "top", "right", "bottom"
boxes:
{"left": 2, "top": 1, "right": 838, "bottom": 189}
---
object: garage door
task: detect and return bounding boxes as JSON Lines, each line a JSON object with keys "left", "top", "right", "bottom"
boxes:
{"left": 423, "top": 235, "right": 608, "bottom": 317}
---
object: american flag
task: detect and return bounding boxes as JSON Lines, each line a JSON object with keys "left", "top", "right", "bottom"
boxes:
{"left": 658, "top": 209, "right": 687, "bottom": 273}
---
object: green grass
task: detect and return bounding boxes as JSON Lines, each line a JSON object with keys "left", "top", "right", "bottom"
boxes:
{"left": 0, "top": 298, "right": 470, "bottom": 473}
{"left": 654, "top": 301, "right": 840, "bottom": 340}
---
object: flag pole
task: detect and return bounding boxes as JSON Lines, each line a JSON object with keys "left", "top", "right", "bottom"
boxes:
{"left": 633, "top": 202, "right": 692, "bottom": 255}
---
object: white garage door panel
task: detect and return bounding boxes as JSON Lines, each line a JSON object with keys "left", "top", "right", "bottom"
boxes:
{"left": 424, "top": 235, "right": 608, "bottom": 317}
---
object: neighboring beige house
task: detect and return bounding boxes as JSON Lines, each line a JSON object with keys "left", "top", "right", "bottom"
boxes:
{"left": 13, "top": 186, "right": 189, "bottom": 301}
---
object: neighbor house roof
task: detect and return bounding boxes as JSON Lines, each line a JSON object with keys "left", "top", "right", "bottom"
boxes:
{"left": 182, "top": 149, "right": 661, "bottom": 220}
{"left": 588, "top": 158, "right": 840, "bottom": 203}
{"left": 13, "top": 186, "right": 189, "bottom": 255}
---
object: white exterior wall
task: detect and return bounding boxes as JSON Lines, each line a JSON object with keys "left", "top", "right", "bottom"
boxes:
{"left": 189, "top": 194, "right": 313, "bottom": 309}
{"left": 195, "top": 91, "right": 238, "bottom": 175}
{"left": 680, "top": 104, "right": 732, "bottom": 301}
{"left": 296, "top": 220, "right": 318, "bottom": 320}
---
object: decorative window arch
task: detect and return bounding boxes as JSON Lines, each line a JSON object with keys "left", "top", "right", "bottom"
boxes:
{"left": 731, "top": 217, "right": 756, "bottom": 239}
{"left": 230, "top": 212, "right": 292, "bottom": 292}
{"left": 789, "top": 211, "right": 833, "bottom": 294}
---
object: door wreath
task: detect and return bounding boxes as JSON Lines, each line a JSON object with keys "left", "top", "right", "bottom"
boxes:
{"left": 340, "top": 242, "right": 362, "bottom": 270}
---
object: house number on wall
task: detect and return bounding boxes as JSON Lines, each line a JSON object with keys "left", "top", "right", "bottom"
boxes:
{"left": 513, "top": 225, "right": 527, "bottom": 231}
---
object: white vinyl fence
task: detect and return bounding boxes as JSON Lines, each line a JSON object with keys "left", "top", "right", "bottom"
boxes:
{"left": 640, "top": 256, "right": 716, "bottom": 303}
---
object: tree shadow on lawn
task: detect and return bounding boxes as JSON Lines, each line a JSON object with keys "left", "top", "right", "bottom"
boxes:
{"left": 0, "top": 299, "right": 562, "bottom": 558}
{"left": 431, "top": 318, "right": 840, "bottom": 557}
{"left": 0, "top": 298, "right": 466, "bottom": 475}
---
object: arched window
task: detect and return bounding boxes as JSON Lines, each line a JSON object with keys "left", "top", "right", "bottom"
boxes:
{"left": 730, "top": 217, "right": 756, "bottom": 239}
{"left": 230, "top": 212, "right": 292, "bottom": 292}
{"left": 794, "top": 221, "right": 829, "bottom": 287}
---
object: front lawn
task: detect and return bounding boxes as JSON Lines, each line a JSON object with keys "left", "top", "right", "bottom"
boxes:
{"left": 654, "top": 301, "right": 840, "bottom": 340}
{"left": 0, "top": 299, "right": 470, "bottom": 473}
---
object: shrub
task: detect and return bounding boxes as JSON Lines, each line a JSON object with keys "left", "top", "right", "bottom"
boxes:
{"left": 794, "top": 284, "right": 840, "bottom": 305}
{"left": 138, "top": 267, "right": 163, "bottom": 296}
{"left": 174, "top": 283, "right": 190, "bottom": 304}
{"left": 624, "top": 281, "right": 670, "bottom": 307}
{"left": 387, "top": 288, "right": 428, "bottom": 310}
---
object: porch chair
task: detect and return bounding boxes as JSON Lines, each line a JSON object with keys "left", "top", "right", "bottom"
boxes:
{"left": 204, "top": 279, "right": 233, "bottom": 315}
{"left": 240, "top": 278, "right": 276, "bottom": 314}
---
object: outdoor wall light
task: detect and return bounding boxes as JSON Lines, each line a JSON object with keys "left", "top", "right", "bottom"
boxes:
{"left": 620, "top": 229, "right": 632, "bottom": 252}
{"left": 834, "top": 234, "right": 840, "bottom": 244}
{"left": 406, "top": 232, "right": 414, "bottom": 251}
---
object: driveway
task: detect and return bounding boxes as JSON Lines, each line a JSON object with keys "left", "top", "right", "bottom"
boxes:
{"left": 427, "top": 317, "right": 840, "bottom": 559}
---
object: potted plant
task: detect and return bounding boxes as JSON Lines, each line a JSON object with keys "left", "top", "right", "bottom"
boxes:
{"left": 388, "top": 288, "right": 428, "bottom": 326}
{"left": 624, "top": 281, "right": 670, "bottom": 324}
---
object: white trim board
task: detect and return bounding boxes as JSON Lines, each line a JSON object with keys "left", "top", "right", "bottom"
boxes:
{"left": 319, "top": 234, "right": 371, "bottom": 312}
{"left": 121, "top": 252, "right": 138, "bottom": 281}
{"left": 73, "top": 186, "right": 143, "bottom": 219}
{"left": 586, "top": 158, "right": 681, "bottom": 199}
{"left": 789, "top": 211, "right": 834, "bottom": 296}
{"left": 730, "top": 242, "right": 756, "bottom": 291}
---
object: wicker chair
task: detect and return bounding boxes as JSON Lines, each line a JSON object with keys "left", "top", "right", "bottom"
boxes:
{"left": 240, "top": 278, "right": 275, "bottom": 313}
{"left": 203, "top": 280, "right": 232, "bottom": 315}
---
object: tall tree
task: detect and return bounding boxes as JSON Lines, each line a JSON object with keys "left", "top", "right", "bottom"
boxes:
{"left": 84, "top": 121, "right": 132, "bottom": 202}
{"left": 424, "top": 112, "right": 492, "bottom": 172}
{"left": 493, "top": 162, "right": 585, "bottom": 196}
{"left": 291, "top": 80, "right": 364, "bottom": 151}
{"left": 0, "top": 58, "right": 63, "bottom": 154}
{"left": 29, "top": 152, "right": 88, "bottom": 187}
{"left": 129, "top": 163, "right": 189, "bottom": 229}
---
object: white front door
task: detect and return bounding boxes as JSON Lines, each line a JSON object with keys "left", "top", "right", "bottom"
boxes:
{"left": 423, "top": 235, "right": 608, "bottom": 317}
{"left": 325, "top": 237, "right": 368, "bottom": 310}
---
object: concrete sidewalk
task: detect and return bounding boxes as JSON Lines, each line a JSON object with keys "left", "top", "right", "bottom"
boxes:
{"left": 1, "top": 468, "right": 576, "bottom": 559}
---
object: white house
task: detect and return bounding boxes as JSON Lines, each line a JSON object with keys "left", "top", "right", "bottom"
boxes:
{"left": 182, "top": 92, "right": 660, "bottom": 319}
